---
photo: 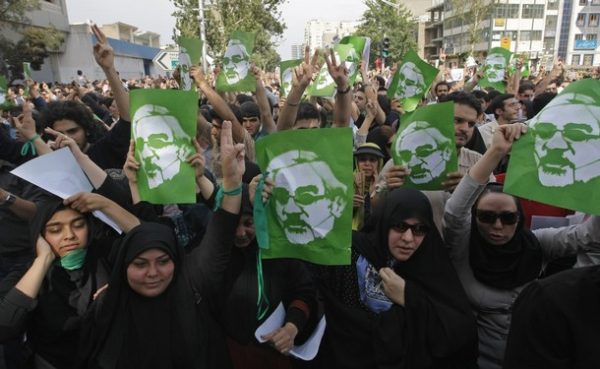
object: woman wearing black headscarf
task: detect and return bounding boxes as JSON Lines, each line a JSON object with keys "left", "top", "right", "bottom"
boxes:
{"left": 0, "top": 193, "right": 139, "bottom": 369}
{"left": 443, "top": 124, "right": 600, "bottom": 369}
{"left": 314, "top": 187, "right": 478, "bottom": 369}
{"left": 78, "top": 120, "right": 244, "bottom": 369}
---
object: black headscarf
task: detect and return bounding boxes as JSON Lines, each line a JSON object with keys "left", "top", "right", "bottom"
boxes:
{"left": 334, "top": 188, "right": 478, "bottom": 368}
{"left": 80, "top": 222, "right": 203, "bottom": 369}
{"left": 469, "top": 184, "right": 543, "bottom": 290}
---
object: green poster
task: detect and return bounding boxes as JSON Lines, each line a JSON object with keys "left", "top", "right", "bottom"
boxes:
{"left": 505, "top": 79, "right": 600, "bottom": 215}
{"left": 176, "top": 36, "right": 203, "bottom": 91}
{"left": 130, "top": 89, "right": 198, "bottom": 205}
{"left": 256, "top": 128, "right": 353, "bottom": 265}
{"left": 391, "top": 101, "right": 458, "bottom": 190}
{"left": 479, "top": 47, "right": 513, "bottom": 93}
{"left": 216, "top": 30, "right": 256, "bottom": 92}
{"left": 339, "top": 35, "right": 370, "bottom": 84}
{"left": 23, "top": 62, "right": 32, "bottom": 80}
{"left": 0, "top": 76, "right": 12, "bottom": 110}
{"left": 309, "top": 44, "right": 356, "bottom": 97}
{"left": 387, "top": 49, "right": 439, "bottom": 112}
{"left": 279, "top": 59, "right": 302, "bottom": 98}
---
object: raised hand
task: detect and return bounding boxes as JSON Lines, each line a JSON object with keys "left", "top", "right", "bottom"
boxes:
{"left": 249, "top": 174, "right": 273, "bottom": 205}
{"left": 190, "top": 65, "right": 207, "bottom": 86}
{"left": 292, "top": 46, "right": 319, "bottom": 89}
{"left": 325, "top": 48, "right": 349, "bottom": 89}
{"left": 123, "top": 139, "right": 140, "bottom": 184}
{"left": 187, "top": 138, "right": 206, "bottom": 184}
{"left": 491, "top": 123, "right": 528, "bottom": 155}
{"left": 219, "top": 120, "right": 245, "bottom": 189}
{"left": 91, "top": 24, "right": 115, "bottom": 70}
{"left": 384, "top": 165, "right": 410, "bottom": 190}
{"left": 12, "top": 102, "right": 37, "bottom": 140}
{"left": 64, "top": 192, "right": 110, "bottom": 213}
{"left": 379, "top": 267, "right": 406, "bottom": 306}
{"left": 36, "top": 236, "right": 56, "bottom": 261}
{"left": 442, "top": 171, "right": 464, "bottom": 193}
{"left": 44, "top": 127, "right": 83, "bottom": 156}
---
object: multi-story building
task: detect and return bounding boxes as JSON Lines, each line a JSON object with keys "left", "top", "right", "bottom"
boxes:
{"left": 304, "top": 20, "right": 360, "bottom": 51}
{"left": 100, "top": 22, "right": 161, "bottom": 48}
{"left": 291, "top": 44, "right": 305, "bottom": 60}
{"left": 424, "top": 0, "right": 445, "bottom": 60}
{"left": 560, "top": 0, "right": 600, "bottom": 67}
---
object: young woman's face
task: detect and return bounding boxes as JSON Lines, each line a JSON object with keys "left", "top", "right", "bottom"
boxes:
{"left": 357, "top": 155, "right": 379, "bottom": 178}
{"left": 475, "top": 192, "right": 519, "bottom": 246}
{"left": 127, "top": 248, "right": 175, "bottom": 297}
{"left": 43, "top": 208, "right": 89, "bottom": 258}
{"left": 387, "top": 217, "right": 427, "bottom": 262}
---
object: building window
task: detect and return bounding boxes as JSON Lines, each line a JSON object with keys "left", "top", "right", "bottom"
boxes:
{"left": 494, "top": 3, "right": 520, "bottom": 18}
{"left": 492, "top": 31, "right": 518, "bottom": 41}
{"left": 577, "top": 13, "right": 587, "bottom": 26}
{"left": 580, "top": 0, "right": 589, "bottom": 5}
{"left": 587, "top": 33, "right": 598, "bottom": 40}
{"left": 575, "top": 34, "right": 585, "bottom": 40}
{"left": 547, "top": 0, "right": 559, "bottom": 10}
{"left": 522, "top": 4, "right": 545, "bottom": 18}
{"left": 583, "top": 54, "right": 594, "bottom": 65}
{"left": 544, "top": 37, "right": 556, "bottom": 50}
{"left": 520, "top": 31, "right": 543, "bottom": 41}
{"left": 589, "top": 13, "right": 600, "bottom": 26}
{"left": 545, "top": 15, "right": 558, "bottom": 30}
{"left": 593, "top": 0, "right": 600, "bottom": 5}
{"left": 572, "top": 54, "right": 581, "bottom": 64}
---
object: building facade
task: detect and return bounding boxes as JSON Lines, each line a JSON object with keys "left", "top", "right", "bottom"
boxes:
{"left": 291, "top": 44, "right": 305, "bottom": 60}
{"left": 304, "top": 20, "right": 360, "bottom": 51}
{"left": 561, "top": 0, "right": 600, "bottom": 67}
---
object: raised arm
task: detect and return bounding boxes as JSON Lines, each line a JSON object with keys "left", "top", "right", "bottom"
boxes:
{"left": 325, "top": 49, "right": 352, "bottom": 128}
{"left": 251, "top": 65, "right": 276, "bottom": 133}
{"left": 277, "top": 46, "right": 319, "bottom": 131}
{"left": 91, "top": 24, "right": 130, "bottom": 121}
{"left": 64, "top": 192, "right": 141, "bottom": 233}
{"left": 190, "top": 65, "right": 244, "bottom": 144}
{"left": 534, "top": 58, "right": 563, "bottom": 97}
{"left": 13, "top": 102, "right": 51, "bottom": 156}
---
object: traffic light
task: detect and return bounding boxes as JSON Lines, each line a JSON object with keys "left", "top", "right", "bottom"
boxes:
{"left": 381, "top": 37, "right": 391, "bottom": 58}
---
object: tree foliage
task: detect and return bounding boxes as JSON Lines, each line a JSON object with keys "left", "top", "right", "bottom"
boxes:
{"left": 0, "top": 0, "right": 65, "bottom": 79}
{"left": 447, "top": 0, "right": 499, "bottom": 55}
{"left": 356, "top": 0, "right": 416, "bottom": 65}
{"left": 171, "top": 0, "right": 286, "bottom": 71}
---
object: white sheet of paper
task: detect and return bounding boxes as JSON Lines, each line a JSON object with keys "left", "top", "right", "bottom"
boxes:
{"left": 254, "top": 301, "right": 326, "bottom": 361}
{"left": 450, "top": 68, "right": 464, "bottom": 82}
{"left": 10, "top": 147, "right": 122, "bottom": 233}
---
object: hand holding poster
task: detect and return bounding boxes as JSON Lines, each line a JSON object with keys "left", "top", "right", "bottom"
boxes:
{"left": 505, "top": 79, "right": 600, "bottom": 215}
{"left": 309, "top": 44, "right": 356, "bottom": 97}
{"left": 255, "top": 128, "right": 353, "bottom": 265}
{"left": 216, "top": 30, "right": 256, "bottom": 92}
{"left": 176, "top": 36, "right": 202, "bottom": 91}
{"left": 387, "top": 49, "right": 439, "bottom": 112}
{"left": 130, "top": 89, "right": 198, "bottom": 204}
{"left": 339, "top": 35, "right": 371, "bottom": 84}
{"left": 279, "top": 59, "right": 303, "bottom": 98}
{"left": 479, "top": 47, "right": 513, "bottom": 93}
{"left": 391, "top": 102, "right": 458, "bottom": 190}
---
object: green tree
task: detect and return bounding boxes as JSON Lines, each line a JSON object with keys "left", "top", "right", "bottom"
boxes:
{"left": 171, "top": 0, "right": 285, "bottom": 71}
{"left": 356, "top": 0, "right": 416, "bottom": 65}
{"left": 0, "top": 0, "right": 65, "bottom": 79}
{"left": 447, "top": 0, "right": 499, "bottom": 55}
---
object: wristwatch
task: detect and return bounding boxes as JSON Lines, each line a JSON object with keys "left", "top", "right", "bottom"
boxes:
{"left": 1, "top": 192, "right": 16, "bottom": 207}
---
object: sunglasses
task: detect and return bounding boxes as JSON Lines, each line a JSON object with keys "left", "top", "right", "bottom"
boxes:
{"left": 476, "top": 210, "right": 519, "bottom": 225}
{"left": 391, "top": 222, "right": 429, "bottom": 237}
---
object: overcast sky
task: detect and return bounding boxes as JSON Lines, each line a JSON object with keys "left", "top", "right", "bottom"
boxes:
{"left": 64, "top": 0, "right": 367, "bottom": 59}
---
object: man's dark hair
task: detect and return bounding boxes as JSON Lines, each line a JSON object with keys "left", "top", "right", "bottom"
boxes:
{"left": 472, "top": 90, "right": 491, "bottom": 103}
{"left": 375, "top": 76, "right": 386, "bottom": 88}
{"left": 518, "top": 83, "right": 535, "bottom": 94}
{"left": 295, "top": 102, "right": 320, "bottom": 122}
{"left": 377, "top": 95, "right": 391, "bottom": 115}
{"left": 435, "top": 81, "right": 450, "bottom": 93}
{"left": 40, "top": 100, "right": 103, "bottom": 143}
{"left": 355, "top": 86, "right": 366, "bottom": 94}
{"left": 488, "top": 94, "right": 515, "bottom": 118}
{"left": 531, "top": 92, "right": 557, "bottom": 117}
{"left": 236, "top": 94, "right": 254, "bottom": 105}
{"left": 77, "top": 70, "right": 83, "bottom": 76}
{"left": 240, "top": 101, "right": 260, "bottom": 118}
{"left": 486, "top": 89, "right": 501, "bottom": 101}
{"left": 440, "top": 91, "right": 482, "bottom": 116}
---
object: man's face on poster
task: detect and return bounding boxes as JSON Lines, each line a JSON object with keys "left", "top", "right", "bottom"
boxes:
{"left": 223, "top": 40, "right": 250, "bottom": 85}
{"left": 179, "top": 48, "right": 193, "bottom": 90}
{"left": 395, "top": 62, "right": 425, "bottom": 99}
{"left": 395, "top": 121, "right": 452, "bottom": 184}
{"left": 268, "top": 151, "right": 347, "bottom": 245}
{"left": 133, "top": 104, "right": 192, "bottom": 189}
{"left": 281, "top": 67, "right": 294, "bottom": 96}
{"left": 485, "top": 53, "right": 506, "bottom": 83}
{"left": 530, "top": 93, "right": 600, "bottom": 187}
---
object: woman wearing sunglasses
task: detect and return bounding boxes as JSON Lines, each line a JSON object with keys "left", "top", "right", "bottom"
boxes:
{"left": 314, "top": 186, "right": 478, "bottom": 368}
{"left": 443, "top": 123, "right": 600, "bottom": 369}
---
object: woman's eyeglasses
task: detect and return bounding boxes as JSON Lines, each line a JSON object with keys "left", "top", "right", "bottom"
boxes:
{"left": 476, "top": 210, "right": 519, "bottom": 225}
{"left": 391, "top": 222, "right": 429, "bottom": 237}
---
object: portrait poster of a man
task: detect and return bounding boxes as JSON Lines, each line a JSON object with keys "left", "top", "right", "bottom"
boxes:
{"left": 478, "top": 47, "right": 513, "bottom": 93}
{"left": 176, "top": 36, "right": 202, "bottom": 91}
{"left": 216, "top": 30, "right": 256, "bottom": 92}
{"left": 130, "top": 89, "right": 198, "bottom": 204}
{"left": 279, "top": 59, "right": 303, "bottom": 97}
{"left": 391, "top": 102, "right": 458, "bottom": 190}
{"left": 387, "top": 49, "right": 439, "bottom": 112}
{"left": 256, "top": 128, "right": 354, "bottom": 265}
{"left": 309, "top": 44, "right": 358, "bottom": 97}
{"left": 505, "top": 79, "right": 600, "bottom": 215}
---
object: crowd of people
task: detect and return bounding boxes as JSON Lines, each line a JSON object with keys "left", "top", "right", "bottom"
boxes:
{"left": 0, "top": 23, "right": 599, "bottom": 369}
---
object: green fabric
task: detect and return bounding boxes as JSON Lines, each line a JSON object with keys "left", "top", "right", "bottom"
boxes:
{"left": 23, "top": 62, "right": 31, "bottom": 94}
{"left": 504, "top": 79, "right": 600, "bottom": 215}
{"left": 60, "top": 248, "right": 87, "bottom": 270}
{"left": 255, "top": 248, "right": 270, "bottom": 320}
{"left": 255, "top": 128, "right": 353, "bottom": 265}
{"left": 309, "top": 44, "right": 357, "bottom": 97}
{"left": 479, "top": 47, "right": 513, "bottom": 93}
{"left": 176, "top": 36, "right": 203, "bottom": 91}
{"left": 391, "top": 101, "right": 458, "bottom": 190}
{"left": 130, "top": 89, "right": 198, "bottom": 204}
{"left": 20, "top": 134, "right": 39, "bottom": 157}
{"left": 216, "top": 30, "right": 256, "bottom": 92}
{"left": 213, "top": 184, "right": 243, "bottom": 211}
{"left": 279, "top": 59, "right": 302, "bottom": 98}
{"left": 253, "top": 173, "right": 270, "bottom": 250}
{"left": 386, "top": 49, "right": 439, "bottom": 112}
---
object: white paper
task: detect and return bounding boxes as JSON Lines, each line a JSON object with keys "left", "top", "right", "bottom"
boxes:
{"left": 254, "top": 301, "right": 327, "bottom": 361}
{"left": 10, "top": 147, "right": 122, "bottom": 233}
{"left": 450, "top": 68, "right": 464, "bottom": 82}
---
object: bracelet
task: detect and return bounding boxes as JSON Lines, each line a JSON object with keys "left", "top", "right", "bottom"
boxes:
{"left": 213, "top": 183, "right": 243, "bottom": 211}
{"left": 337, "top": 85, "right": 351, "bottom": 95}
{"left": 20, "top": 134, "right": 40, "bottom": 157}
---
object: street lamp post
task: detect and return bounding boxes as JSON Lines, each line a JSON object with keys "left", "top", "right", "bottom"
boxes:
{"left": 378, "top": 0, "right": 401, "bottom": 15}
{"left": 198, "top": 0, "right": 208, "bottom": 73}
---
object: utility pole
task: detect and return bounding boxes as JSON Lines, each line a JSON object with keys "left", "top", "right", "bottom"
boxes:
{"left": 198, "top": 0, "right": 208, "bottom": 72}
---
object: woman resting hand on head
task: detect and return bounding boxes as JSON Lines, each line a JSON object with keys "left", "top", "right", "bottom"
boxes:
{"left": 314, "top": 187, "right": 478, "bottom": 369}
